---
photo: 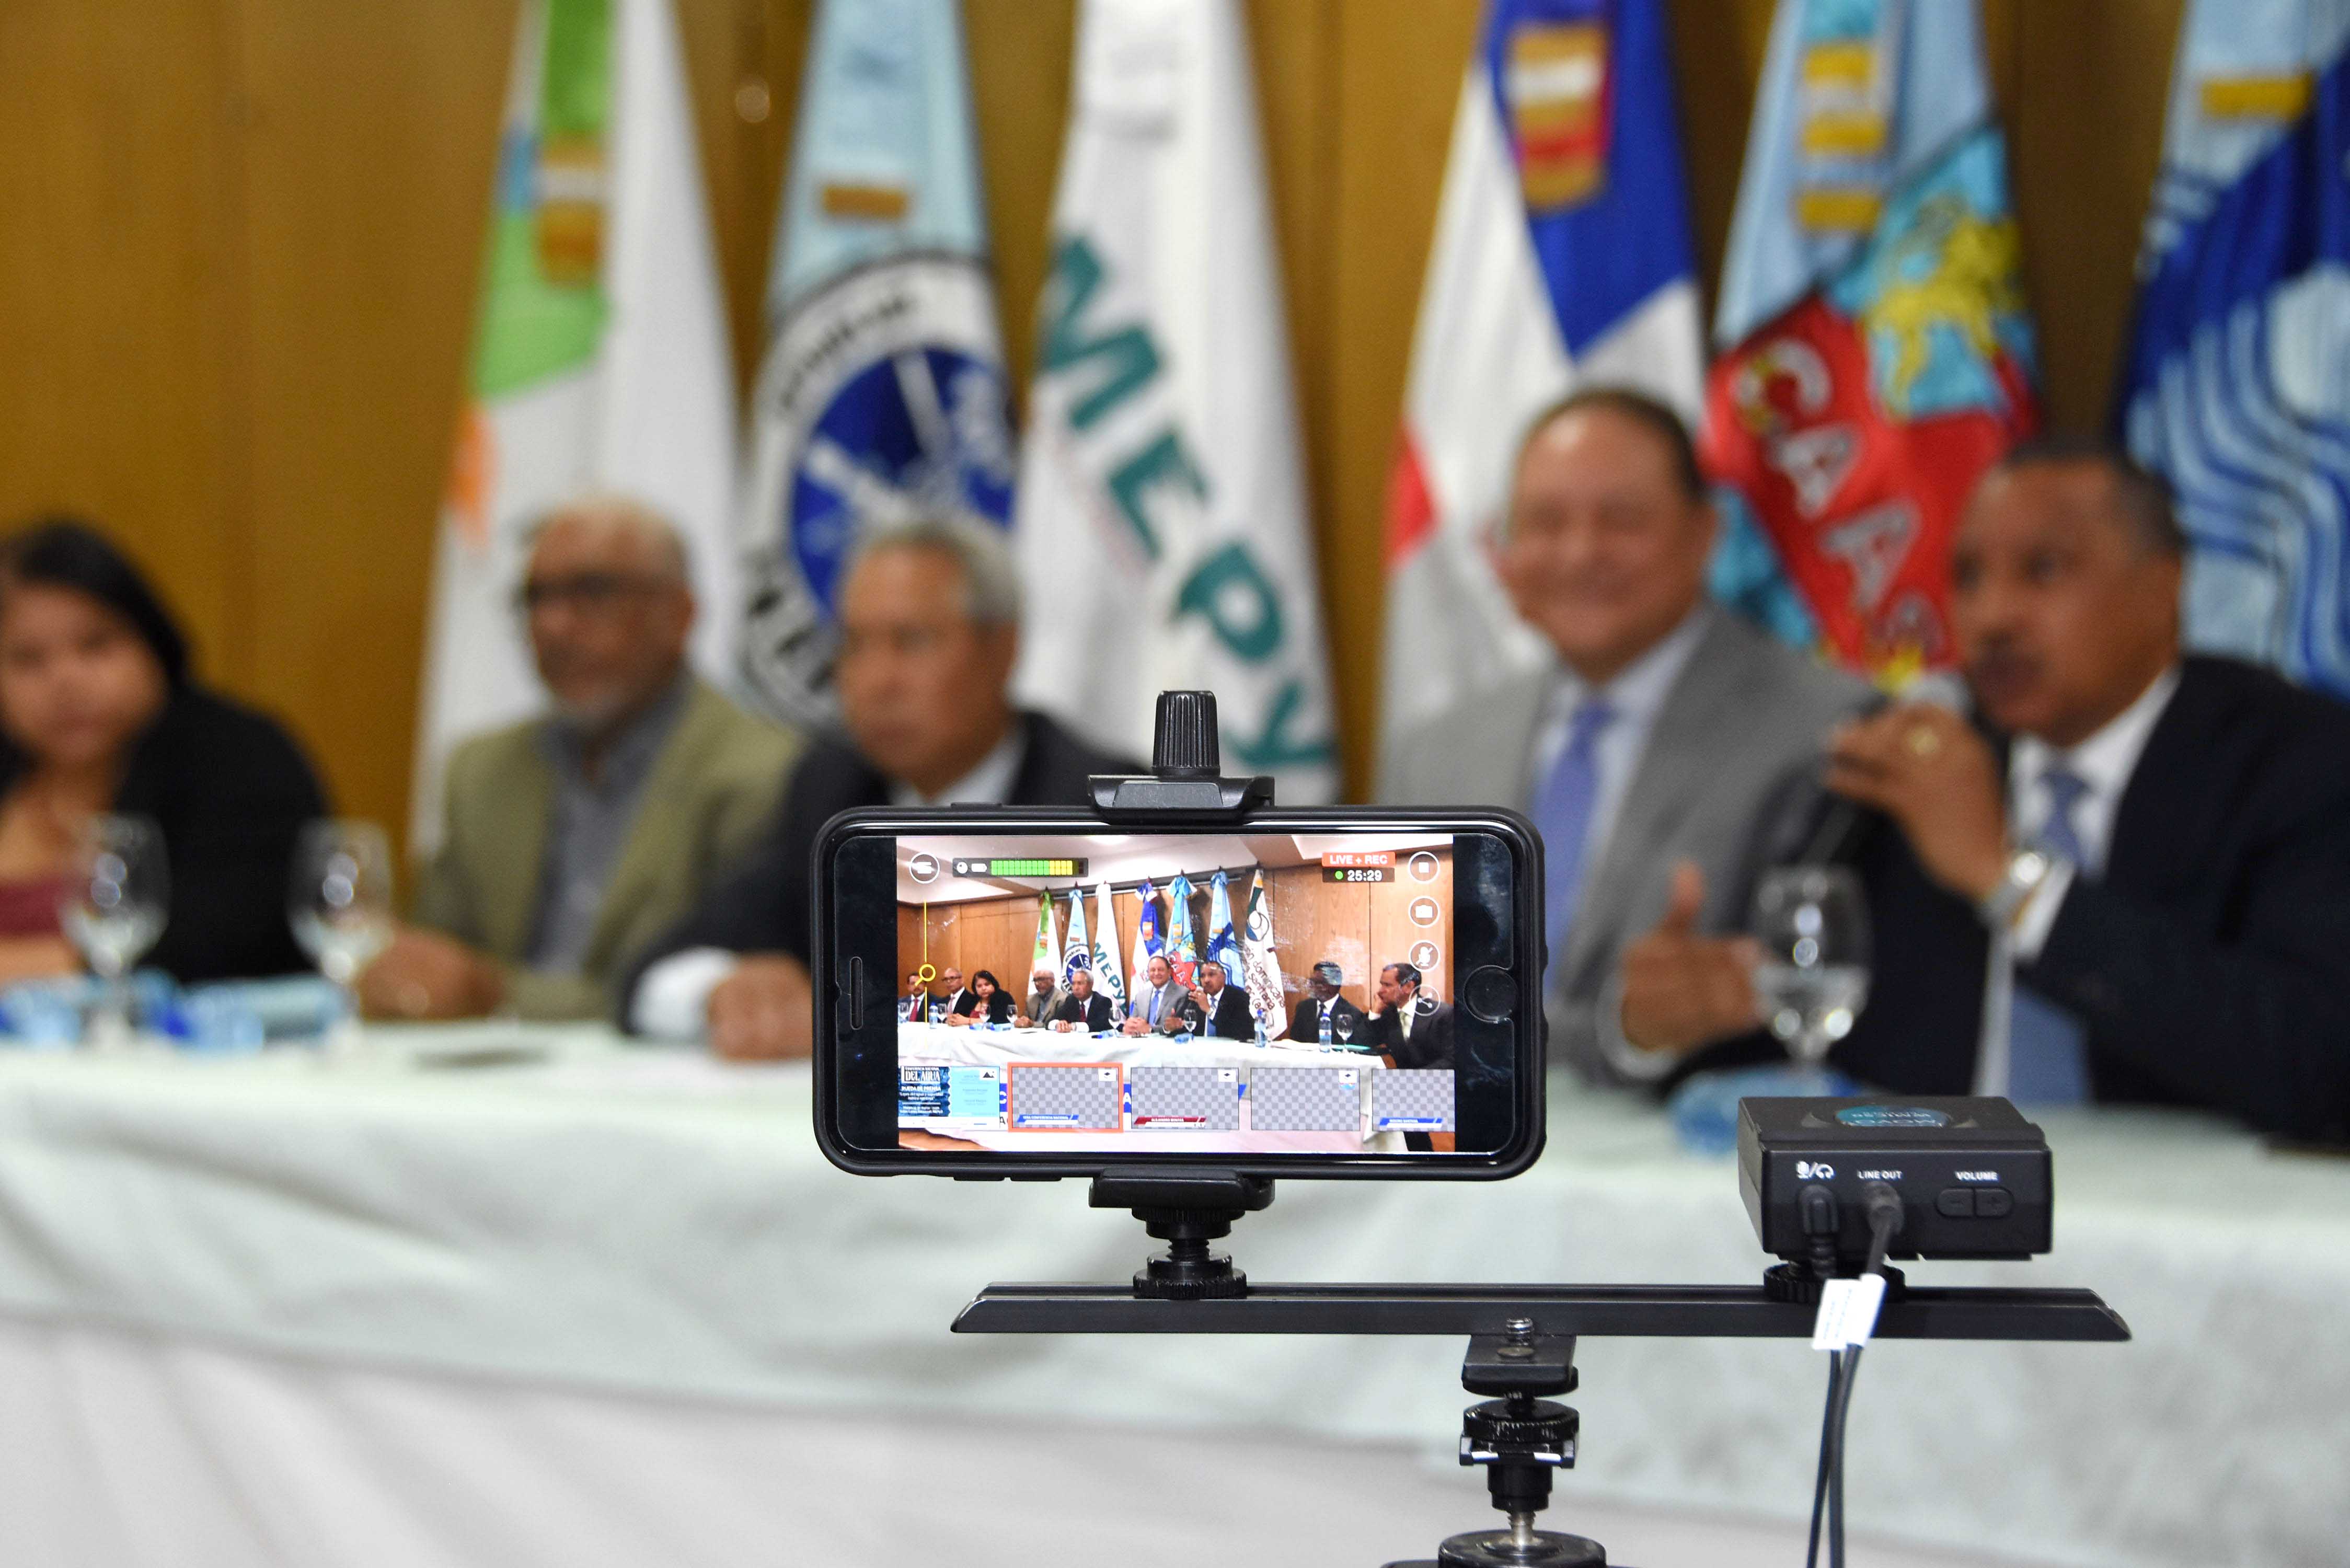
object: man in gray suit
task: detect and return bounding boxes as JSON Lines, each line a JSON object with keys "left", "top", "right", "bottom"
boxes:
{"left": 1380, "top": 387, "right": 1868, "bottom": 1087}
{"left": 1123, "top": 953, "right": 1199, "bottom": 1035}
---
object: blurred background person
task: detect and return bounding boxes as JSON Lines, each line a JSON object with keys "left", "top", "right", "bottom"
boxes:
{"left": 0, "top": 519, "right": 325, "bottom": 984}
{"left": 1185, "top": 958, "right": 1252, "bottom": 1040}
{"left": 1048, "top": 967, "right": 1115, "bottom": 1033}
{"left": 1290, "top": 959, "right": 1366, "bottom": 1048}
{"left": 1623, "top": 444, "right": 2350, "bottom": 1140}
{"left": 1380, "top": 388, "right": 1868, "bottom": 1087}
{"left": 360, "top": 497, "right": 796, "bottom": 1022}
{"left": 623, "top": 516, "right": 1138, "bottom": 1059}
{"left": 1019, "top": 964, "right": 1064, "bottom": 1029}
{"left": 944, "top": 967, "right": 1014, "bottom": 1027}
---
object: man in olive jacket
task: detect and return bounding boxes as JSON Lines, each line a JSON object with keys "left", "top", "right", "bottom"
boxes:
{"left": 362, "top": 498, "right": 798, "bottom": 1021}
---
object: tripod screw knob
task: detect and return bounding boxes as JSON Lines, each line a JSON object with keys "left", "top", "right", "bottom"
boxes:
{"left": 1151, "top": 691, "right": 1221, "bottom": 777}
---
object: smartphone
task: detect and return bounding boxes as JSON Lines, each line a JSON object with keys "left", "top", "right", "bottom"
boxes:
{"left": 812, "top": 807, "right": 1545, "bottom": 1179}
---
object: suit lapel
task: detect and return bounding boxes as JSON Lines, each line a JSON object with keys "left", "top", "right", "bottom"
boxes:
{"left": 2103, "top": 663, "right": 2211, "bottom": 898}
{"left": 1560, "top": 615, "right": 1744, "bottom": 990}
{"left": 480, "top": 739, "right": 557, "bottom": 959}
{"left": 582, "top": 682, "right": 716, "bottom": 970}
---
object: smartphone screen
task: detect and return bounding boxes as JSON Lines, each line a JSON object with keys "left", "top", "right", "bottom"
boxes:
{"left": 816, "top": 812, "right": 1541, "bottom": 1175}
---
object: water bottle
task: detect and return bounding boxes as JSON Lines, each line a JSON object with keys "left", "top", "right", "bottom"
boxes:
{"left": 1318, "top": 1007, "right": 1333, "bottom": 1045}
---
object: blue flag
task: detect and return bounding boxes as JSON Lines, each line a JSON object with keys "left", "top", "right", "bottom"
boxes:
{"left": 2118, "top": 0, "right": 2350, "bottom": 699}
{"left": 1206, "top": 871, "right": 1243, "bottom": 985}
{"left": 738, "top": 0, "right": 1015, "bottom": 728}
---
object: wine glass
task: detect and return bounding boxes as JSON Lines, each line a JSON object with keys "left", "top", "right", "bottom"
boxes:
{"left": 289, "top": 820, "right": 395, "bottom": 1050}
{"left": 61, "top": 814, "right": 169, "bottom": 1050}
{"left": 1333, "top": 1011, "right": 1355, "bottom": 1051}
{"left": 1749, "top": 866, "right": 1871, "bottom": 1070}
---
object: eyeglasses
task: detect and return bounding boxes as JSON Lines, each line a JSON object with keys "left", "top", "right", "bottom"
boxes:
{"left": 512, "top": 572, "right": 669, "bottom": 616}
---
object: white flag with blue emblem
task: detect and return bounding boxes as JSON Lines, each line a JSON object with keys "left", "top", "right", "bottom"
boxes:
{"left": 2118, "top": 0, "right": 2350, "bottom": 699}
{"left": 1061, "top": 885, "right": 1094, "bottom": 995}
{"left": 738, "top": 0, "right": 1015, "bottom": 729}
{"left": 1205, "top": 870, "right": 1243, "bottom": 983}
{"left": 1010, "top": 0, "right": 1339, "bottom": 801}
{"left": 1090, "top": 879, "right": 1127, "bottom": 1010}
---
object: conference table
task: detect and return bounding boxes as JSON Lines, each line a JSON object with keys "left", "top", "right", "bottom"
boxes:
{"left": 0, "top": 1024, "right": 2341, "bottom": 1567}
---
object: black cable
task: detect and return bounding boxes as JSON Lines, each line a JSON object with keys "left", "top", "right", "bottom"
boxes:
{"left": 1823, "top": 1190, "right": 1902, "bottom": 1568}
{"left": 1829, "top": 1344, "right": 1863, "bottom": 1567}
{"left": 1805, "top": 1348, "right": 1843, "bottom": 1568}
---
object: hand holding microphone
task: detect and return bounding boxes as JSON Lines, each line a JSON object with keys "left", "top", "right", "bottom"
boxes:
{"left": 1823, "top": 688, "right": 2010, "bottom": 903}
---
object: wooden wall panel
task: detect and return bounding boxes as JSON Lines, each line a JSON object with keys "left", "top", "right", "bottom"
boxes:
{"left": 2, "top": 0, "right": 2198, "bottom": 839}
{"left": 0, "top": 0, "right": 243, "bottom": 677}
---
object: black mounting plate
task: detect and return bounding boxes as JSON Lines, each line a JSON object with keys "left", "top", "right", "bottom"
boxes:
{"left": 952, "top": 1280, "right": 2130, "bottom": 1341}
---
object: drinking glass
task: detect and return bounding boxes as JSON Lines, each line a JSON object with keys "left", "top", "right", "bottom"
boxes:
{"left": 61, "top": 814, "right": 168, "bottom": 1049}
{"left": 1749, "top": 866, "right": 1871, "bottom": 1066}
{"left": 289, "top": 820, "right": 395, "bottom": 1050}
{"left": 1333, "top": 1011, "right": 1355, "bottom": 1050}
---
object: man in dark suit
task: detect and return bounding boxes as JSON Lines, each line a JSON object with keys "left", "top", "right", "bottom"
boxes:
{"left": 1186, "top": 959, "right": 1255, "bottom": 1041}
{"left": 901, "top": 971, "right": 932, "bottom": 1023}
{"left": 1050, "top": 969, "right": 1118, "bottom": 1033}
{"left": 1622, "top": 442, "right": 2350, "bottom": 1140}
{"left": 1368, "top": 962, "right": 1454, "bottom": 1071}
{"left": 1290, "top": 960, "right": 1370, "bottom": 1051}
{"left": 936, "top": 967, "right": 976, "bottom": 1020}
{"left": 622, "top": 516, "right": 1141, "bottom": 1058}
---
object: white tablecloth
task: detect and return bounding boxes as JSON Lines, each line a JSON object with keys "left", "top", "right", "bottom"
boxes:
{"left": 0, "top": 1025, "right": 2341, "bottom": 1567}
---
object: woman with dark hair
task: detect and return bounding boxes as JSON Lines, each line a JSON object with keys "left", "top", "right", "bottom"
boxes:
{"left": 944, "top": 968, "right": 1015, "bottom": 1026}
{"left": 0, "top": 518, "right": 327, "bottom": 984}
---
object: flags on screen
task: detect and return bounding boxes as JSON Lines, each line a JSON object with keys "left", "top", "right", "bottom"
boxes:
{"left": 1061, "top": 886, "right": 1093, "bottom": 992}
{"left": 1205, "top": 871, "right": 1243, "bottom": 984}
{"left": 1130, "top": 879, "right": 1165, "bottom": 987}
{"left": 1010, "top": 0, "right": 1338, "bottom": 801}
{"left": 1163, "top": 872, "right": 1199, "bottom": 987}
{"left": 1701, "top": 0, "right": 2038, "bottom": 681}
{"left": 1089, "top": 880, "right": 1127, "bottom": 1010}
{"left": 412, "top": 0, "right": 737, "bottom": 847}
{"left": 1238, "top": 870, "right": 1286, "bottom": 1042}
{"left": 1380, "top": 0, "right": 1706, "bottom": 735}
{"left": 1029, "top": 890, "right": 1059, "bottom": 978}
{"left": 2116, "top": 0, "right": 2350, "bottom": 699}
{"left": 738, "top": 0, "right": 1015, "bottom": 730}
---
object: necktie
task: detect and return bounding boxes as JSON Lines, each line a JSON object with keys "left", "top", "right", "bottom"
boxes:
{"left": 1202, "top": 995, "right": 1215, "bottom": 1037}
{"left": 2008, "top": 766, "right": 2092, "bottom": 1104}
{"left": 1149, "top": 987, "right": 1164, "bottom": 1025}
{"left": 1534, "top": 697, "right": 1617, "bottom": 958}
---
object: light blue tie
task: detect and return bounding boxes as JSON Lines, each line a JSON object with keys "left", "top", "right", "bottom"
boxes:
{"left": 1149, "top": 987, "right": 1163, "bottom": 1026}
{"left": 2008, "top": 767, "right": 2092, "bottom": 1104}
{"left": 1534, "top": 697, "right": 1617, "bottom": 961}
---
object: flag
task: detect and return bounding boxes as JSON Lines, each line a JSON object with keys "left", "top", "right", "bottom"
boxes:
{"left": 1380, "top": 0, "right": 1707, "bottom": 735}
{"left": 1029, "top": 890, "right": 1059, "bottom": 978}
{"left": 2117, "top": 0, "right": 2350, "bottom": 699}
{"left": 738, "top": 0, "right": 1015, "bottom": 730}
{"left": 1010, "top": 0, "right": 1338, "bottom": 801}
{"left": 1702, "top": 0, "right": 2038, "bottom": 682}
{"left": 1163, "top": 872, "right": 1199, "bottom": 987}
{"left": 412, "top": 0, "right": 738, "bottom": 847}
{"left": 1061, "top": 885, "right": 1092, "bottom": 993}
{"left": 1090, "top": 880, "right": 1127, "bottom": 1011}
{"left": 1205, "top": 870, "right": 1243, "bottom": 982}
{"left": 1130, "top": 878, "right": 1165, "bottom": 985}
{"left": 1237, "top": 870, "right": 1286, "bottom": 1042}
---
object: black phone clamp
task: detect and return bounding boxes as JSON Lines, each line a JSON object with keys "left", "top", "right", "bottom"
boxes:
{"left": 1086, "top": 689, "right": 1284, "bottom": 1298}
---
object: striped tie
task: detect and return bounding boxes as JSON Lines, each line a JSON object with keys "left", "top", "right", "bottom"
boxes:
{"left": 2008, "top": 767, "right": 2092, "bottom": 1104}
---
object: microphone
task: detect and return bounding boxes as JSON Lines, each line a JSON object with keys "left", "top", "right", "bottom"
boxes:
{"left": 1795, "top": 671, "right": 1971, "bottom": 864}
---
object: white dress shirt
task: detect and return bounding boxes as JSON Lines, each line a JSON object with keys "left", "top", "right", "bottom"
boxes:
{"left": 1523, "top": 607, "right": 1710, "bottom": 874}
{"left": 629, "top": 721, "right": 1032, "bottom": 1040}
{"left": 1973, "top": 666, "right": 2181, "bottom": 1095}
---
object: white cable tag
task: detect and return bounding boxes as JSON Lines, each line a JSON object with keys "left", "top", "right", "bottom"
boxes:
{"left": 1811, "top": 1274, "right": 1887, "bottom": 1350}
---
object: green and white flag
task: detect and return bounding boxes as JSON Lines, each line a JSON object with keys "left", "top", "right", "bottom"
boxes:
{"left": 1011, "top": 0, "right": 1338, "bottom": 801}
{"left": 1029, "top": 890, "right": 1059, "bottom": 977}
{"left": 411, "top": 0, "right": 737, "bottom": 847}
